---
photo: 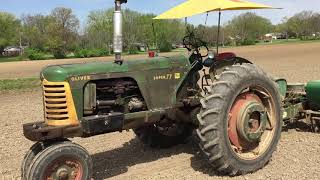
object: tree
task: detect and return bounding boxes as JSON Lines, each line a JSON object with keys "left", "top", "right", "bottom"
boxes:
{"left": 0, "top": 12, "right": 20, "bottom": 54}
{"left": 22, "top": 7, "right": 79, "bottom": 57}
{"left": 309, "top": 13, "right": 320, "bottom": 35}
{"left": 22, "top": 14, "right": 53, "bottom": 50}
{"left": 274, "top": 17, "right": 290, "bottom": 39}
{"left": 129, "top": 12, "right": 155, "bottom": 49}
{"left": 152, "top": 19, "right": 185, "bottom": 51}
{"left": 225, "top": 12, "right": 273, "bottom": 43}
{"left": 85, "top": 9, "right": 113, "bottom": 49}
{"left": 48, "top": 7, "right": 79, "bottom": 57}
{"left": 85, "top": 8, "right": 185, "bottom": 52}
{"left": 195, "top": 24, "right": 222, "bottom": 46}
{"left": 285, "top": 11, "right": 320, "bottom": 39}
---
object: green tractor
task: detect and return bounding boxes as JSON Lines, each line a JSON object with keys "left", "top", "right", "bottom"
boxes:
{"left": 21, "top": 1, "right": 319, "bottom": 179}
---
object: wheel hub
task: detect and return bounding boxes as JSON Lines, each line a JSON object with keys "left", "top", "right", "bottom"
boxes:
{"left": 57, "top": 168, "right": 69, "bottom": 180}
{"left": 228, "top": 93, "right": 268, "bottom": 150}
{"left": 237, "top": 101, "right": 267, "bottom": 142}
{"left": 46, "top": 159, "right": 82, "bottom": 180}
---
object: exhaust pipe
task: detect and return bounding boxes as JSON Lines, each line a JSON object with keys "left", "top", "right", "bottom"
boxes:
{"left": 113, "top": 0, "right": 126, "bottom": 64}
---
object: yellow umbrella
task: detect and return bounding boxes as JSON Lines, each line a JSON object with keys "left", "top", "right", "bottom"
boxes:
{"left": 154, "top": 0, "right": 278, "bottom": 53}
{"left": 154, "top": 0, "right": 274, "bottom": 19}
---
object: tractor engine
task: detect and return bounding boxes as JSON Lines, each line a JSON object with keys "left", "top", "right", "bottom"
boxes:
{"left": 83, "top": 78, "right": 146, "bottom": 116}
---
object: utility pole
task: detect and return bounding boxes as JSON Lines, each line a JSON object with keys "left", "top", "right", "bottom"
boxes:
{"left": 19, "top": 28, "right": 23, "bottom": 56}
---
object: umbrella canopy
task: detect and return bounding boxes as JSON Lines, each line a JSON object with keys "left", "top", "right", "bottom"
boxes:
{"left": 154, "top": 0, "right": 274, "bottom": 19}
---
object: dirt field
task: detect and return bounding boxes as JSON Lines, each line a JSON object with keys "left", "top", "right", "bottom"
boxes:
{"left": 0, "top": 42, "right": 320, "bottom": 82}
{"left": 0, "top": 42, "right": 320, "bottom": 180}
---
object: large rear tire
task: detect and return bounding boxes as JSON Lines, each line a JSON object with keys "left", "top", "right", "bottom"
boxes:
{"left": 196, "top": 64, "right": 282, "bottom": 175}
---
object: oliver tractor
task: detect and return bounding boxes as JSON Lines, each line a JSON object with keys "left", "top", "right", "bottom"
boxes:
{"left": 21, "top": 1, "right": 319, "bottom": 179}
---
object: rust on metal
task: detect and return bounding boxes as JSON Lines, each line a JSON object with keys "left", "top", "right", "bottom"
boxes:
{"left": 228, "top": 92, "right": 266, "bottom": 149}
{"left": 45, "top": 158, "right": 83, "bottom": 180}
{"left": 23, "top": 122, "right": 82, "bottom": 141}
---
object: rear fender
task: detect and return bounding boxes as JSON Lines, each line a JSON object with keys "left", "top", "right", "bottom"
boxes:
{"left": 209, "top": 56, "right": 252, "bottom": 77}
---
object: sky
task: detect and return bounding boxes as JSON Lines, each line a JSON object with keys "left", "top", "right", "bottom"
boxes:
{"left": 1, "top": 0, "right": 320, "bottom": 27}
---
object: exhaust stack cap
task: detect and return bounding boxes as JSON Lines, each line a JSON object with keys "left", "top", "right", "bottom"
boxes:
{"left": 113, "top": 0, "right": 127, "bottom": 64}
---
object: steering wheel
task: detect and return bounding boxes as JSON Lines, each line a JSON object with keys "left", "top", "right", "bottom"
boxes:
{"left": 183, "top": 30, "right": 209, "bottom": 58}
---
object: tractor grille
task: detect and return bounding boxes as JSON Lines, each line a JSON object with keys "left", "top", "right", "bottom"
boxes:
{"left": 42, "top": 80, "right": 78, "bottom": 126}
{"left": 43, "top": 83, "right": 69, "bottom": 121}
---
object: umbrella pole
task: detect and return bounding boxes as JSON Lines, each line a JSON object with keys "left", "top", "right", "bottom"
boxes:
{"left": 216, "top": 10, "right": 221, "bottom": 54}
{"left": 152, "top": 22, "right": 158, "bottom": 50}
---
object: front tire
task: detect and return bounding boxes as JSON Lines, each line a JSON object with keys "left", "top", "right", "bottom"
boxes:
{"left": 21, "top": 142, "right": 43, "bottom": 180}
{"left": 196, "top": 64, "right": 282, "bottom": 175}
{"left": 27, "top": 141, "right": 92, "bottom": 180}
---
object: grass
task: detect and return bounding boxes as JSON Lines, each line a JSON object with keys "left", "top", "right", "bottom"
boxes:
{"left": 256, "top": 38, "right": 320, "bottom": 45}
{"left": 0, "top": 56, "right": 27, "bottom": 63}
{"left": 0, "top": 78, "right": 40, "bottom": 92}
{"left": 122, "top": 51, "right": 148, "bottom": 55}
{"left": 218, "top": 38, "right": 320, "bottom": 49}
{"left": 1, "top": 39, "right": 320, "bottom": 63}
{"left": 172, "top": 48, "right": 186, "bottom": 52}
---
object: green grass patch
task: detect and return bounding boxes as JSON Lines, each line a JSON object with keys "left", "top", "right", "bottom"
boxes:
{"left": 0, "top": 56, "right": 27, "bottom": 63}
{"left": 122, "top": 51, "right": 148, "bottom": 55}
{"left": 0, "top": 78, "right": 40, "bottom": 92}
{"left": 256, "top": 39, "right": 320, "bottom": 45}
{"left": 172, "top": 48, "right": 186, "bottom": 52}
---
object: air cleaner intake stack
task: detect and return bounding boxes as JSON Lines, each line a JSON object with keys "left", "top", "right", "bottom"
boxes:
{"left": 113, "top": 0, "right": 127, "bottom": 64}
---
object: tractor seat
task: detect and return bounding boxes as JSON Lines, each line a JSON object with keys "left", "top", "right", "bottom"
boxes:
{"left": 215, "top": 52, "right": 236, "bottom": 61}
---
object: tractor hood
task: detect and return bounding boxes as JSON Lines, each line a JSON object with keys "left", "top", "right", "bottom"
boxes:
{"left": 41, "top": 55, "right": 189, "bottom": 82}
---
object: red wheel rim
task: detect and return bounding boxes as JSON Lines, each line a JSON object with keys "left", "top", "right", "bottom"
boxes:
{"left": 228, "top": 92, "right": 262, "bottom": 150}
{"left": 45, "top": 157, "right": 83, "bottom": 180}
{"left": 227, "top": 88, "right": 277, "bottom": 160}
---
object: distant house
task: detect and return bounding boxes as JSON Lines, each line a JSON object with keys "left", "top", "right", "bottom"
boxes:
{"left": 228, "top": 36, "right": 240, "bottom": 46}
{"left": 2, "top": 46, "right": 27, "bottom": 56}
{"left": 131, "top": 43, "right": 147, "bottom": 52}
{"left": 172, "top": 44, "right": 184, "bottom": 49}
{"left": 263, "top": 33, "right": 286, "bottom": 42}
{"left": 264, "top": 33, "right": 277, "bottom": 40}
{"left": 312, "top": 32, "right": 320, "bottom": 37}
{"left": 264, "top": 33, "right": 277, "bottom": 42}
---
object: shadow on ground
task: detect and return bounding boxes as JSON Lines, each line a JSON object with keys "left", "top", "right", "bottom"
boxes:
{"left": 91, "top": 119, "right": 317, "bottom": 179}
{"left": 283, "top": 119, "right": 315, "bottom": 132}
{"left": 91, "top": 137, "right": 218, "bottom": 179}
